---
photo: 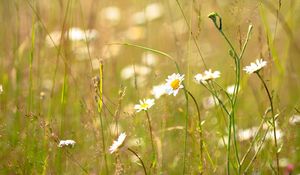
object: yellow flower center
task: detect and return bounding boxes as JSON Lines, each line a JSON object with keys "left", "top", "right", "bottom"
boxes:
{"left": 170, "top": 79, "right": 180, "bottom": 90}
{"left": 141, "top": 103, "right": 149, "bottom": 109}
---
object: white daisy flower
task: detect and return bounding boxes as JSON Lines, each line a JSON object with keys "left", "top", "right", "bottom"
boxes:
{"left": 164, "top": 73, "right": 184, "bottom": 96}
{"left": 134, "top": 99, "right": 155, "bottom": 112}
{"left": 151, "top": 84, "right": 166, "bottom": 99}
{"left": 58, "top": 140, "right": 76, "bottom": 148}
{"left": 243, "top": 59, "right": 267, "bottom": 74}
{"left": 194, "top": 69, "right": 220, "bottom": 84}
{"left": 109, "top": 132, "right": 127, "bottom": 154}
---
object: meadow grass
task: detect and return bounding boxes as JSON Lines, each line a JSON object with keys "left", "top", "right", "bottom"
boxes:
{"left": 1, "top": 0, "right": 300, "bottom": 174}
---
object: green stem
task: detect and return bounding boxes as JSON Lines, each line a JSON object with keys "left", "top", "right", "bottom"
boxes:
{"left": 128, "top": 148, "right": 148, "bottom": 175}
{"left": 186, "top": 90, "right": 204, "bottom": 173}
{"left": 183, "top": 88, "right": 189, "bottom": 175}
{"left": 145, "top": 111, "right": 156, "bottom": 171}
{"left": 256, "top": 72, "right": 279, "bottom": 174}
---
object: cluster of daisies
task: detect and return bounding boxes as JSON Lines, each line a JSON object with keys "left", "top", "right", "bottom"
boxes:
{"left": 57, "top": 59, "right": 267, "bottom": 155}
{"left": 106, "top": 59, "right": 267, "bottom": 154}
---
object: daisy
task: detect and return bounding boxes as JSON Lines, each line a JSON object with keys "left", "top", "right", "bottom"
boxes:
{"left": 0, "top": 84, "right": 3, "bottom": 94}
{"left": 194, "top": 69, "right": 220, "bottom": 83}
{"left": 164, "top": 73, "right": 184, "bottom": 96}
{"left": 134, "top": 99, "right": 155, "bottom": 112}
{"left": 151, "top": 84, "right": 166, "bottom": 99}
{"left": 243, "top": 59, "right": 267, "bottom": 74}
{"left": 109, "top": 132, "right": 127, "bottom": 154}
{"left": 58, "top": 140, "right": 76, "bottom": 148}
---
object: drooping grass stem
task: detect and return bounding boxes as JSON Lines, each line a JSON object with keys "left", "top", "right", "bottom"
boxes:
{"left": 128, "top": 148, "right": 148, "bottom": 175}
{"left": 256, "top": 72, "right": 279, "bottom": 174}
{"left": 98, "top": 62, "right": 109, "bottom": 174}
{"left": 186, "top": 89, "right": 204, "bottom": 173}
{"left": 145, "top": 111, "right": 156, "bottom": 171}
{"left": 208, "top": 13, "right": 253, "bottom": 174}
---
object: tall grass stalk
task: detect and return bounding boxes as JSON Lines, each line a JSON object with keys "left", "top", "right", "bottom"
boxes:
{"left": 25, "top": 14, "right": 36, "bottom": 173}
{"left": 128, "top": 148, "right": 148, "bottom": 175}
{"left": 256, "top": 72, "right": 279, "bottom": 174}
{"left": 145, "top": 111, "right": 156, "bottom": 172}
{"left": 208, "top": 12, "right": 253, "bottom": 174}
{"left": 98, "top": 61, "right": 109, "bottom": 174}
{"left": 186, "top": 90, "right": 204, "bottom": 173}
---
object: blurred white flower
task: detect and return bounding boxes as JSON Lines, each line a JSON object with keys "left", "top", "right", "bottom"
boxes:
{"left": 144, "top": 3, "right": 163, "bottom": 21}
{"left": 134, "top": 99, "right": 155, "bottom": 112}
{"left": 101, "top": 6, "right": 121, "bottom": 25}
{"left": 266, "top": 129, "right": 283, "bottom": 142}
{"left": 226, "top": 84, "right": 240, "bottom": 95}
{"left": 67, "top": 27, "right": 98, "bottom": 42}
{"left": 194, "top": 69, "right": 220, "bottom": 84}
{"left": 46, "top": 28, "right": 98, "bottom": 47}
{"left": 164, "top": 73, "right": 184, "bottom": 96}
{"left": 151, "top": 84, "right": 166, "bottom": 99}
{"left": 0, "top": 84, "right": 3, "bottom": 94}
{"left": 142, "top": 52, "right": 158, "bottom": 66}
{"left": 58, "top": 140, "right": 76, "bottom": 148}
{"left": 109, "top": 132, "right": 127, "bottom": 154}
{"left": 121, "top": 65, "right": 151, "bottom": 80}
{"left": 238, "top": 127, "right": 258, "bottom": 141}
{"left": 289, "top": 115, "right": 300, "bottom": 125}
{"left": 132, "top": 3, "right": 163, "bottom": 25}
{"left": 39, "top": 91, "right": 45, "bottom": 100}
{"left": 243, "top": 59, "right": 267, "bottom": 74}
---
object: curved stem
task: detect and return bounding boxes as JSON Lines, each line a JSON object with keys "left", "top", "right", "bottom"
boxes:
{"left": 220, "top": 30, "right": 241, "bottom": 174}
{"left": 186, "top": 89, "right": 204, "bottom": 173}
{"left": 128, "top": 148, "right": 148, "bottom": 175}
{"left": 182, "top": 87, "right": 189, "bottom": 174}
{"left": 256, "top": 72, "right": 279, "bottom": 174}
{"left": 145, "top": 111, "right": 156, "bottom": 170}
